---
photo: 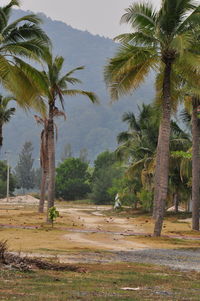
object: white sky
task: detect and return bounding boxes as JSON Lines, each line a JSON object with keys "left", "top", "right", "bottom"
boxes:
{"left": 3, "top": 0, "right": 161, "bottom": 38}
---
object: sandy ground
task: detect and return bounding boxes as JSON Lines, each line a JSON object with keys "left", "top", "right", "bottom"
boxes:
{"left": 59, "top": 206, "right": 148, "bottom": 251}
{"left": 0, "top": 195, "right": 39, "bottom": 205}
{"left": 1, "top": 196, "right": 200, "bottom": 270}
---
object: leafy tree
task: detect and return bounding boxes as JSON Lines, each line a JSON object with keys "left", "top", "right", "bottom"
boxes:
{"left": 56, "top": 157, "right": 90, "bottom": 200}
{"left": 15, "top": 141, "right": 35, "bottom": 192}
{"left": 0, "top": 160, "right": 15, "bottom": 198}
{"left": 92, "top": 150, "right": 117, "bottom": 179}
{"left": 104, "top": 0, "right": 200, "bottom": 236}
{"left": 91, "top": 151, "right": 123, "bottom": 204}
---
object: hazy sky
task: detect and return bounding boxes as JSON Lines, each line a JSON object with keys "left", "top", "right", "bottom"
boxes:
{"left": 4, "top": 0, "right": 161, "bottom": 38}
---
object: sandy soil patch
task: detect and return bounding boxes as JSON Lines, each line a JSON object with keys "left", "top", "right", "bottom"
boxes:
{"left": 0, "top": 195, "right": 39, "bottom": 205}
{"left": 59, "top": 207, "right": 144, "bottom": 234}
{"left": 63, "top": 232, "right": 148, "bottom": 251}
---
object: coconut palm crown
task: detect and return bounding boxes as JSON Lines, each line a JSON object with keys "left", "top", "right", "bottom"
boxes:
{"left": 0, "top": 0, "right": 50, "bottom": 110}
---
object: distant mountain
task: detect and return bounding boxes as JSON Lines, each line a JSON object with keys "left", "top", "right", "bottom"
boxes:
{"left": 3, "top": 10, "right": 154, "bottom": 166}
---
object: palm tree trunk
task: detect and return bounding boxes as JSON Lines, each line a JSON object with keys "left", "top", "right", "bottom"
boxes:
{"left": 38, "top": 168, "right": 48, "bottom": 213}
{"left": 192, "top": 99, "right": 200, "bottom": 230}
{"left": 173, "top": 193, "right": 179, "bottom": 214}
{"left": 47, "top": 105, "right": 55, "bottom": 222}
{"left": 153, "top": 60, "right": 172, "bottom": 237}
{"left": 153, "top": 129, "right": 162, "bottom": 218}
{"left": 39, "top": 123, "right": 49, "bottom": 213}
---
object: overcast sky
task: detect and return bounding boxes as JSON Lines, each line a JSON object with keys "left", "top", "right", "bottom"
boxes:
{"left": 5, "top": 0, "right": 161, "bottom": 38}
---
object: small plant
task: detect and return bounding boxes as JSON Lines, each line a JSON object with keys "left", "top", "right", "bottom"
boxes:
{"left": 48, "top": 206, "right": 59, "bottom": 228}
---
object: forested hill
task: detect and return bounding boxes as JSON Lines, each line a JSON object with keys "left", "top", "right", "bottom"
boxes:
{"left": 4, "top": 10, "right": 154, "bottom": 166}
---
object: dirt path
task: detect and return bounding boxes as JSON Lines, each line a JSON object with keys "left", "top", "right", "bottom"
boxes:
{"left": 57, "top": 206, "right": 200, "bottom": 270}
{"left": 1, "top": 202, "right": 200, "bottom": 271}
{"left": 58, "top": 206, "right": 151, "bottom": 251}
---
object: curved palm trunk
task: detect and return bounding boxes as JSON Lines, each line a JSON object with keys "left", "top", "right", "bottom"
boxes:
{"left": 192, "top": 99, "right": 200, "bottom": 231}
{"left": 47, "top": 105, "right": 55, "bottom": 222}
{"left": 153, "top": 60, "right": 172, "bottom": 237}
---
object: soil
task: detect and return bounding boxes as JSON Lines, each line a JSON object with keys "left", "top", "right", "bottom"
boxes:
{"left": 1, "top": 198, "right": 200, "bottom": 271}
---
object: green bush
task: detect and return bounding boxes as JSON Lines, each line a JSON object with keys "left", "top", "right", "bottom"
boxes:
{"left": 137, "top": 189, "right": 153, "bottom": 212}
{"left": 56, "top": 157, "right": 90, "bottom": 200}
{"left": 91, "top": 151, "right": 123, "bottom": 204}
{"left": 108, "top": 177, "right": 139, "bottom": 207}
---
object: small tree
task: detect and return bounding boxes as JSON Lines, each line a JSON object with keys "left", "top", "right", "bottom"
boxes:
{"left": 56, "top": 158, "right": 90, "bottom": 200}
{"left": 15, "top": 141, "right": 35, "bottom": 193}
{"left": 48, "top": 206, "right": 59, "bottom": 228}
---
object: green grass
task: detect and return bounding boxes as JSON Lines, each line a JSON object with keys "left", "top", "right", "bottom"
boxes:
{"left": 0, "top": 262, "right": 200, "bottom": 300}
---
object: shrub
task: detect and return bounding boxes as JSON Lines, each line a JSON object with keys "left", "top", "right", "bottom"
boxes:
{"left": 56, "top": 158, "right": 90, "bottom": 200}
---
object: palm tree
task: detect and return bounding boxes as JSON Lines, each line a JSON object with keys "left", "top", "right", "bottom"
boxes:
{"left": 28, "top": 53, "right": 98, "bottom": 214}
{"left": 104, "top": 0, "right": 200, "bottom": 236}
{"left": 0, "top": 0, "right": 49, "bottom": 107}
{"left": 116, "top": 104, "right": 191, "bottom": 213}
{"left": 0, "top": 94, "right": 15, "bottom": 151}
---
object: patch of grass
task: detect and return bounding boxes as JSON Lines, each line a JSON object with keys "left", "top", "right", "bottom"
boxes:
{"left": 133, "top": 235, "right": 200, "bottom": 247}
{"left": 103, "top": 207, "right": 150, "bottom": 219}
{"left": 0, "top": 263, "right": 200, "bottom": 300}
{"left": 57, "top": 199, "right": 94, "bottom": 206}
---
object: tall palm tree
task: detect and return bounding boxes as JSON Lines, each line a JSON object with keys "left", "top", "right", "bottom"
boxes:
{"left": 104, "top": 0, "right": 200, "bottom": 236}
{"left": 0, "top": 94, "right": 15, "bottom": 151}
{"left": 27, "top": 53, "right": 98, "bottom": 214}
{"left": 0, "top": 0, "right": 49, "bottom": 107}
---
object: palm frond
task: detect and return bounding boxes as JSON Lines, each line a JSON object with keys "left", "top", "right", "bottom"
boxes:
{"left": 62, "top": 89, "right": 99, "bottom": 104}
{"left": 122, "top": 112, "right": 140, "bottom": 131}
{"left": 117, "top": 132, "right": 133, "bottom": 144}
{"left": 159, "top": 0, "right": 198, "bottom": 36}
{"left": 121, "top": 2, "right": 157, "bottom": 31}
{"left": 3, "top": 23, "right": 50, "bottom": 45}
{"left": 105, "top": 44, "right": 159, "bottom": 100}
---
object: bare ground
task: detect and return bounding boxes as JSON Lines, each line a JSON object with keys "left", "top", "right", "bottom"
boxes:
{"left": 1, "top": 198, "right": 200, "bottom": 271}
